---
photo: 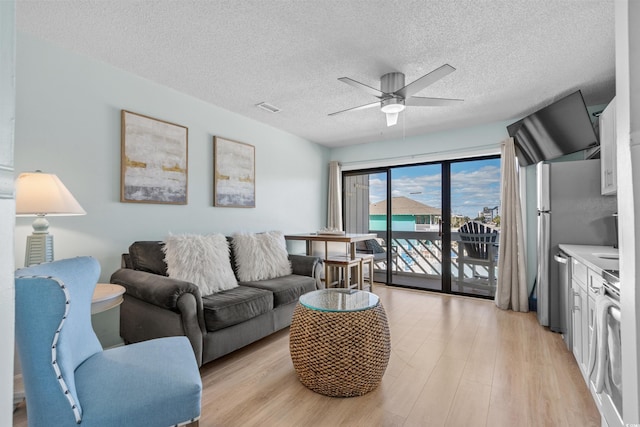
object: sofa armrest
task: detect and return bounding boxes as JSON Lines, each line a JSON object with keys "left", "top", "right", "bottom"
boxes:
{"left": 289, "top": 254, "right": 321, "bottom": 277}
{"left": 110, "top": 268, "right": 207, "bottom": 365}
{"left": 110, "top": 268, "right": 202, "bottom": 312}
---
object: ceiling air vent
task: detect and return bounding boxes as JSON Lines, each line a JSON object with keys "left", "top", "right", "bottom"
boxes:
{"left": 256, "top": 102, "right": 281, "bottom": 113}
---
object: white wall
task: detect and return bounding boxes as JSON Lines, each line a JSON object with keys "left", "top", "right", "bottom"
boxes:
{"left": 14, "top": 33, "right": 330, "bottom": 281}
{"left": 330, "top": 122, "right": 505, "bottom": 170}
{"left": 0, "top": 2, "right": 15, "bottom": 425}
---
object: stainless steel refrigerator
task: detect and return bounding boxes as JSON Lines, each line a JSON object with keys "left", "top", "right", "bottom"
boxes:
{"left": 536, "top": 159, "right": 617, "bottom": 332}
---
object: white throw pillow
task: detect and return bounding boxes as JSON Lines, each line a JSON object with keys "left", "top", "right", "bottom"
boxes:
{"left": 232, "top": 231, "right": 292, "bottom": 282}
{"left": 163, "top": 233, "right": 238, "bottom": 295}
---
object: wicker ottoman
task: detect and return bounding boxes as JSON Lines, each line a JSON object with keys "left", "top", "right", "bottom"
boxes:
{"left": 289, "top": 289, "right": 391, "bottom": 397}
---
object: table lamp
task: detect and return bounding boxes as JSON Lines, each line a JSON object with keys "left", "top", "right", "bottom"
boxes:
{"left": 15, "top": 171, "right": 86, "bottom": 266}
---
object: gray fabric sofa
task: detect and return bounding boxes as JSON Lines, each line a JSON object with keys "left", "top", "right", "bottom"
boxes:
{"left": 110, "top": 240, "right": 321, "bottom": 367}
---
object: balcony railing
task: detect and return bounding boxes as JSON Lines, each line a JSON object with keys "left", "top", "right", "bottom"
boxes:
{"left": 369, "top": 230, "right": 498, "bottom": 296}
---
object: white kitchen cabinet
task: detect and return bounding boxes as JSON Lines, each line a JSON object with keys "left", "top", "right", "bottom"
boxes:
{"left": 586, "top": 291, "right": 595, "bottom": 376}
{"left": 559, "top": 244, "right": 620, "bottom": 427}
{"left": 571, "top": 257, "right": 589, "bottom": 378}
{"left": 600, "top": 97, "right": 617, "bottom": 195}
{"left": 570, "top": 256, "right": 608, "bottom": 382}
{"left": 587, "top": 270, "right": 606, "bottom": 359}
{"left": 571, "top": 281, "right": 585, "bottom": 373}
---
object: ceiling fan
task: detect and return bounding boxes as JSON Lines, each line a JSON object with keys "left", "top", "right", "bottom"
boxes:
{"left": 329, "top": 64, "right": 463, "bottom": 127}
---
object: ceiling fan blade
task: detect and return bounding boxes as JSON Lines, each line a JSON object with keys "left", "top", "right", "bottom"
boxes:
{"left": 395, "top": 64, "right": 456, "bottom": 99}
{"left": 328, "top": 101, "right": 381, "bottom": 116}
{"left": 338, "top": 77, "right": 384, "bottom": 97}
{"left": 385, "top": 112, "right": 399, "bottom": 127}
{"left": 405, "top": 96, "right": 464, "bottom": 107}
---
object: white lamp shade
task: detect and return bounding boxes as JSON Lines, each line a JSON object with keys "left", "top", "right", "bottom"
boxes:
{"left": 15, "top": 171, "right": 86, "bottom": 216}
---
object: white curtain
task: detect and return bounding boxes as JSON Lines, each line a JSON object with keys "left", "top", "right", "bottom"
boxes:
{"left": 495, "top": 138, "right": 528, "bottom": 312}
{"left": 327, "top": 161, "right": 343, "bottom": 231}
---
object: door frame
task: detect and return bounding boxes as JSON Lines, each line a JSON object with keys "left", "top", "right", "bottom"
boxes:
{"left": 342, "top": 154, "right": 500, "bottom": 298}
{"left": 1, "top": 1, "right": 17, "bottom": 423}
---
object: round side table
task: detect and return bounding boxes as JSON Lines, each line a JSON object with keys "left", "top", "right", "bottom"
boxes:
{"left": 92, "top": 283, "right": 125, "bottom": 314}
{"left": 289, "top": 289, "right": 391, "bottom": 397}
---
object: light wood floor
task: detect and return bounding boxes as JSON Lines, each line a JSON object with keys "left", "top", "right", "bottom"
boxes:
{"left": 13, "top": 284, "right": 600, "bottom": 426}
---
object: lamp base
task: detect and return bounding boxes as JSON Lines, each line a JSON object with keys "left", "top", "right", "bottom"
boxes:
{"left": 25, "top": 234, "right": 53, "bottom": 266}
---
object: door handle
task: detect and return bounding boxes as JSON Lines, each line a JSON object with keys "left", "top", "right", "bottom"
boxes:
{"left": 438, "top": 219, "right": 442, "bottom": 237}
{"left": 589, "top": 285, "right": 602, "bottom": 295}
{"left": 573, "top": 291, "right": 581, "bottom": 310}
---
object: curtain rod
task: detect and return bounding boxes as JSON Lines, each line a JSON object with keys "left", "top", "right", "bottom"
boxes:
{"left": 338, "top": 143, "right": 501, "bottom": 170}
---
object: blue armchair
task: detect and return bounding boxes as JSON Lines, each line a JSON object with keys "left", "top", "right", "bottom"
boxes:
{"left": 15, "top": 257, "right": 202, "bottom": 427}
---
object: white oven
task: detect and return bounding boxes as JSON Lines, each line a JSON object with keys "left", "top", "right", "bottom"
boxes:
{"left": 590, "top": 271, "right": 622, "bottom": 427}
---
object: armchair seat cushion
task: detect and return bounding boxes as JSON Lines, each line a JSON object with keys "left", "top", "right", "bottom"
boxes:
{"left": 240, "top": 274, "right": 316, "bottom": 307}
{"left": 202, "top": 286, "right": 273, "bottom": 332}
{"left": 75, "top": 337, "right": 201, "bottom": 426}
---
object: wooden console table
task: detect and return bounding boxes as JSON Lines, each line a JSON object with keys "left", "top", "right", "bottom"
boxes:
{"left": 284, "top": 232, "right": 376, "bottom": 260}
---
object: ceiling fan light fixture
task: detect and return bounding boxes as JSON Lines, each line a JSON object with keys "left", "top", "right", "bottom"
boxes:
{"left": 380, "top": 97, "right": 405, "bottom": 114}
{"left": 329, "top": 64, "right": 460, "bottom": 126}
{"left": 385, "top": 112, "right": 399, "bottom": 127}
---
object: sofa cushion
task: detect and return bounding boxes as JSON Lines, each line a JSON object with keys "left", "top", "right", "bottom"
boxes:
{"left": 129, "top": 241, "right": 168, "bottom": 276}
{"left": 163, "top": 233, "right": 238, "bottom": 295}
{"left": 202, "top": 286, "right": 273, "bottom": 332}
{"left": 231, "top": 231, "right": 292, "bottom": 281}
{"left": 240, "top": 274, "right": 316, "bottom": 307}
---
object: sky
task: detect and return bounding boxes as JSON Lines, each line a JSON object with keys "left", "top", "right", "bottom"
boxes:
{"left": 368, "top": 158, "right": 501, "bottom": 219}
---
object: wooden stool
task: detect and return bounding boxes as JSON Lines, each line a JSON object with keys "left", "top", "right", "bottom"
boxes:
{"left": 324, "top": 256, "right": 361, "bottom": 289}
{"left": 356, "top": 254, "right": 375, "bottom": 292}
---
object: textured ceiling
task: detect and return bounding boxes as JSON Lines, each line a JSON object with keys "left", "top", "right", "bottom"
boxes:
{"left": 16, "top": 0, "right": 616, "bottom": 148}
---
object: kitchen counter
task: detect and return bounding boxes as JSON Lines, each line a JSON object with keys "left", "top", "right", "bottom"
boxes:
{"left": 558, "top": 244, "right": 619, "bottom": 273}
{"left": 560, "top": 243, "right": 623, "bottom": 427}
{"left": 558, "top": 244, "right": 623, "bottom": 427}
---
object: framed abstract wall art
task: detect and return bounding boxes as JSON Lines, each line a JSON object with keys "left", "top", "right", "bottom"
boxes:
{"left": 121, "top": 110, "right": 188, "bottom": 204}
{"left": 213, "top": 136, "right": 255, "bottom": 208}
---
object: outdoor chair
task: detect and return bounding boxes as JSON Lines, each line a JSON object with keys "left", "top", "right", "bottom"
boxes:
{"left": 15, "top": 256, "right": 202, "bottom": 427}
{"left": 457, "top": 221, "right": 499, "bottom": 292}
{"left": 356, "top": 238, "right": 398, "bottom": 273}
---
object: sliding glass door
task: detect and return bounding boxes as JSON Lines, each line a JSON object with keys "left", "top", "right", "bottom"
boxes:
{"left": 389, "top": 164, "right": 444, "bottom": 291}
{"left": 343, "top": 171, "right": 392, "bottom": 282}
{"left": 343, "top": 155, "right": 501, "bottom": 298}
{"left": 449, "top": 157, "right": 502, "bottom": 297}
